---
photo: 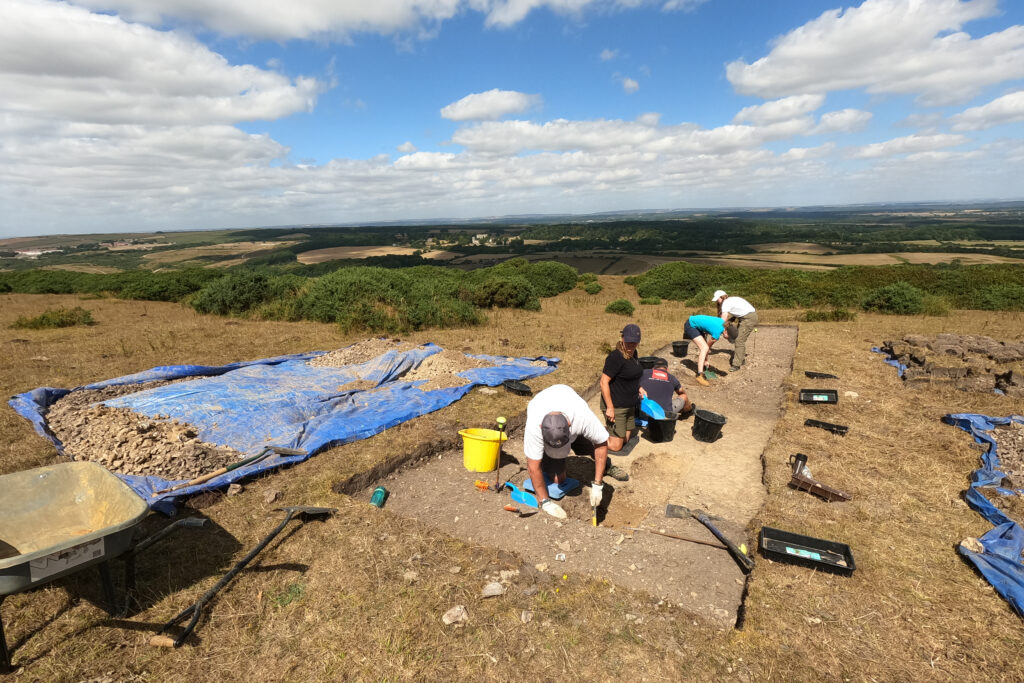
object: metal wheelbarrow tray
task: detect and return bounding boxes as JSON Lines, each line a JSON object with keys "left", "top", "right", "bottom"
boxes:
{"left": 1, "top": 461, "right": 150, "bottom": 670}
{"left": 0, "top": 462, "right": 148, "bottom": 596}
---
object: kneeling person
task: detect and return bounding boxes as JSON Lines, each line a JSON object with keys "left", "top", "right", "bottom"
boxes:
{"left": 524, "top": 384, "right": 628, "bottom": 519}
{"left": 640, "top": 358, "right": 694, "bottom": 418}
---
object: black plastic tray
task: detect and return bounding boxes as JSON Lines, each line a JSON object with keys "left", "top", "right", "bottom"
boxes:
{"left": 759, "top": 526, "right": 855, "bottom": 576}
{"left": 804, "top": 418, "right": 849, "bottom": 436}
{"left": 503, "top": 379, "right": 532, "bottom": 396}
{"left": 798, "top": 389, "right": 838, "bottom": 404}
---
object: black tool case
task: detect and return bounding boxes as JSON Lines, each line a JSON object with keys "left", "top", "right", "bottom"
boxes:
{"left": 759, "top": 526, "right": 855, "bottom": 576}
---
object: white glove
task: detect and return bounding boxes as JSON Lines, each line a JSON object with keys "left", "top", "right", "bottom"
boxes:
{"left": 540, "top": 499, "right": 567, "bottom": 519}
{"left": 590, "top": 483, "right": 604, "bottom": 507}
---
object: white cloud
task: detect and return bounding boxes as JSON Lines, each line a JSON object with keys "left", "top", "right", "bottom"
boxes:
{"left": 813, "top": 108, "right": 872, "bottom": 134}
{"left": 733, "top": 94, "right": 824, "bottom": 125}
{"left": 621, "top": 77, "right": 640, "bottom": 94}
{"left": 600, "top": 48, "right": 619, "bottom": 61}
{"left": 397, "top": 141, "right": 418, "bottom": 153}
{"left": 779, "top": 142, "right": 836, "bottom": 161}
{"left": 440, "top": 89, "right": 542, "bottom": 121}
{"left": 949, "top": 90, "right": 1024, "bottom": 130}
{"left": 0, "top": 0, "right": 320, "bottom": 126}
{"left": 850, "top": 133, "right": 966, "bottom": 159}
{"left": 726, "top": 0, "right": 1024, "bottom": 106}
{"left": 71, "top": 0, "right": 702, "bottom": 39}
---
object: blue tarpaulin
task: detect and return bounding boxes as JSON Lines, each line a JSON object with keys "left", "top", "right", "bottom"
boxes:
{"left": 11, "top": 344, "right": 557, "bottom": 513}
{"left": 943, "top": 413, "right": 1024, "bottom": 617}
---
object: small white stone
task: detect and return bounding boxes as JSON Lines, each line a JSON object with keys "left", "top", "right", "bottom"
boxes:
{"left": 442, "top": 605, "right": 469, "bottom": 626}
{"left": 481, "top": 582, "right": 505, "bottom": 598}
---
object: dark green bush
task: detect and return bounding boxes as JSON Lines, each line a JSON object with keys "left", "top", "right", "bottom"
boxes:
{"left": 471, "top": 275, "right": 539, "bottom": 309}
{"left": 972, "top": 283, "right": 1024, "bottom": 311}
{"left": 639, "top": 297, "right": 661, "bottom": 305}
{"left": 862, "top": 281, "right": 924, "bottom": 314}
{"left": 191, "top": 271, "right": 276, "bottom": 315}
{"left": 605, "top": 299, "right": 635, "bottom": 316}
{"left": 801, "top": 309, "right": 857, "bottom": 322}
{"left": 578, "top": 272, "right": 598, "bottom": 284}
{"left": 11, "top": 306, "right": 94, "bottom": 329}
{"left": 0, "top": 280, "right": 10, "bottom": 293}
{"left": 583, "top": 282, "right": 603, "bottom": 295}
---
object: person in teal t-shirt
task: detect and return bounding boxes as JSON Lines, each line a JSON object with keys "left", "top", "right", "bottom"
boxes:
{"left": 684, "top": 314, "right": 735, "bottom": 386}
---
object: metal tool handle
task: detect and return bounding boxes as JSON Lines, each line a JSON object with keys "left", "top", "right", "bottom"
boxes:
{"left": 695, "top": 511, "right": 755, "bottom": 573}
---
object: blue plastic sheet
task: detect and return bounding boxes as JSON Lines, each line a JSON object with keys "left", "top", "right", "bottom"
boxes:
{"left": 10, "top": 345, "right": 557, "bottom": 513}
{"left": 871, "top": 346, "right": 906, "bottom": 377}
{"left": 944, "top": 413, "right": 1024, "bottom": 617}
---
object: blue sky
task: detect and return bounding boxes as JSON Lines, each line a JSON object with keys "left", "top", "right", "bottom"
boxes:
{"left": 2, "top": 0, "right": 1023, "bottom": 237}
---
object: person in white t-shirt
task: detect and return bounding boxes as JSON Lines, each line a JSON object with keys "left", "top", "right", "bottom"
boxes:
{"left": 712, "top": 289, "right": 758, "bottom": 372}
{"left": 522, "top": 384, "right": 628, "bottom": 519}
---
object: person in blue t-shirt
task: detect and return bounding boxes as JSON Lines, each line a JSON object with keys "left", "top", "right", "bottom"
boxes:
{"left": 684, "top": 314, "right": 736, "bottom": 386}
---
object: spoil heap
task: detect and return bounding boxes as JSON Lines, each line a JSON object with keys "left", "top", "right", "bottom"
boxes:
{"left": 880, "top": 334, "right": 1024, "bottom": 395}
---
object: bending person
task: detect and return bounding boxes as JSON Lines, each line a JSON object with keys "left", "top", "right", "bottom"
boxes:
{"left": 523, "top": 384, "right": 627, "bottom": 520}
{"left": 712, "top": 289, "right": 758, "bottom": 372}
{"left": 600, "top": 324, "right": 646, "bottom": 453}
{"left": 684, "top": 314, "right": 735, "bottom": 386}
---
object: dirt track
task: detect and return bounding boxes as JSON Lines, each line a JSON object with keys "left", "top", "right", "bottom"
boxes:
{"left": 367, "top": 326, "right": 798, "bottom": 627}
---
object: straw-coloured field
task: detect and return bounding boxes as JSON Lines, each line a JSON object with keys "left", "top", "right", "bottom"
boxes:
{"left": 1, "top": 285, "right": 1023, "bottom": 681}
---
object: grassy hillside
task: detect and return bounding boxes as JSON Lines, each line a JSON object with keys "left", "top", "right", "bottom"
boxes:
{"left": 1, "top": 287, "right": 1022, "bottom": 681}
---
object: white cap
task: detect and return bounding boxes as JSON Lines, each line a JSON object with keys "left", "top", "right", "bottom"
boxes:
{"left": 712, "top": 289, "right": 727, "bottom": 302}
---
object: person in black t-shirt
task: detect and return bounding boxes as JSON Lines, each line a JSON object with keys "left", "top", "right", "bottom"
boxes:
{"left": 640, "top": 358, "right": 694, "bottom": 418}
{"left": 600, "top": 324, "right": 647, "bottom": 452}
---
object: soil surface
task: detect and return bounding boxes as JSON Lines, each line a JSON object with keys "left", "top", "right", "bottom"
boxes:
{"left": 367, "top": 326, "right": 798, "bottom": 627}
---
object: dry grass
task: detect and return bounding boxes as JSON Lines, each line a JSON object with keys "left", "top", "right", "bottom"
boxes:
{"left": 747, "top": 242, "right": 837, "bottom": 254}
{"left": 142, "top": 242, "right": 295, "bottom": 265}
{"left": 295, "top": 246, "right": 422, "bottom": 264}
{"left": 715, "top": 252, "right": 1024, "bottom": 267}
{"left": 1, "top": 289, "right": 1023, "bottom": 681}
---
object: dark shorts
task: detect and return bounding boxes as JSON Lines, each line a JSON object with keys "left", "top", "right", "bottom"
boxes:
{"left": 541, "top": 436, "right": 596, "bottom": 475}
{"left": 683, "top": 321, "right": 703, "bottom": 340}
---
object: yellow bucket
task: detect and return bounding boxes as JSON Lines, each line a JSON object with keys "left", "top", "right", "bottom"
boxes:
{"left": 458, "top": 428, "right": 508, "bottom": 472}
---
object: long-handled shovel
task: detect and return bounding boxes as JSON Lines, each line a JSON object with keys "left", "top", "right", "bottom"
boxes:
{"left": 665, "top": 503, "right": 755, "bottom": 573}
{"left": 149, "top": 506, "right": 335, "bottom": 648}
{"left": 151, "top": 446, "right": 307, "bottom": 496}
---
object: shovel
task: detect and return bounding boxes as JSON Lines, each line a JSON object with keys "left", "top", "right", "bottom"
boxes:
{"left": 504, "top": 482, "right": 538, "bottom": 508}
{"left": 665, "top": 503, "right": 754, "bottom": 573}
{"left": 152, "top": 446, "right": 307, "bottom": 496}
{"left": 150, "top": 505, "right": 335, "bottom": 648}
{"left": 640, "top": 397, "right": 666, "bottom": 420}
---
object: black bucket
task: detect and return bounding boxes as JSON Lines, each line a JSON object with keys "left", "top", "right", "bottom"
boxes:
{"left": 646, "top": 416, "right": 677, "bottom": 443}
{"left": 639, "top": 356, "right": 664, "bottom": 369}
{"left": 671, "top": 340, "right": 689, "bottom": 357}
{"left": 692, "top": 409, "right": 727, "bottom": 442}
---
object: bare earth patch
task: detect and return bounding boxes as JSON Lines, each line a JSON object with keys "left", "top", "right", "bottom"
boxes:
{"left": 369, "top": 327, "right": 798, "bottom": 627}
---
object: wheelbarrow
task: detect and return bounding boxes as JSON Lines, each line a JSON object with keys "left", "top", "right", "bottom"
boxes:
{"left": 0, "top": 461, "right": 202, "bottom": 671}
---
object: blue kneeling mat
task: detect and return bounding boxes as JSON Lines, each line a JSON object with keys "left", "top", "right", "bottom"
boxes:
{"left": 523, "top": 474, "right": 580, "bottom": 499}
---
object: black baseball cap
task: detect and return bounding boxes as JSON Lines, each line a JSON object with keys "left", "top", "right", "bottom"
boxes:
{"left": 540, "top": 413, "right": 571, "bottom": 458}
{"left": 621, "top": 324, "right": 641, "bottom": 343}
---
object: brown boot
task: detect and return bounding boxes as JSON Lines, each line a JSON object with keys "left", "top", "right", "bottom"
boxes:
{"left": 695, "top": 373, "right": 710, "bottom": 387}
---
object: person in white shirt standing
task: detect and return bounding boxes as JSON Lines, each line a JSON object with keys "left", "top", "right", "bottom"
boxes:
{"left": 712, "top": 289, "right": 758, "bottom": 372}
{"left": 522, "top": 384, "right": 628, "bottom": 519}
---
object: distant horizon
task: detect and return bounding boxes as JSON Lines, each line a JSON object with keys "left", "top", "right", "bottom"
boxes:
{"left": 3, "top": 1, "right": 1024, "bottom": 238}
{"left": 4, "top": 197, "right": 1024, "bottom": 243}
